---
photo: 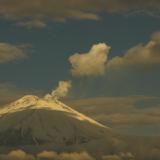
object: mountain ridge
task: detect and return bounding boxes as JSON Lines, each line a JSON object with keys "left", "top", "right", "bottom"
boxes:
{"left": 0, "top": 95, "right": 108, "bottom": 128}
{"left": 0, "top": 95, "right": 122, "bottom": 156}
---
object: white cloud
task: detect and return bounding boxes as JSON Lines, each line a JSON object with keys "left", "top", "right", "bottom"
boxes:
{"left": 0, "top": 150, "right": 136, "bottom": 160}
{"left": 58, "top": 152, "right": 95, "bottom": 160}
{"left": 0, "top": 0, "right": 159, "bottom": 28}
{"left": 0, "top": 150, "right": 35, "bottom": 160}
{"left": 69, "top": 43, "right": 111, "bottom": 76}
{"left": 0, "top": 43, "right": 27, "bottom": 63}
{"left": 68, "top": 32, "right": 160, "bottom": 77}
{"left": 102, "top": 152, "right": 135, "bottom": 160}
{"left": 38, "top": 150, "right": 95, "bottom": 160}
{"left": 37, "top": 150, "right": 58, "bottom": 159}
{"left": 17, "top": 20, "right": 47, "bottom": 29}
{"left": 0, "top": 0, "right": 101, "bottom": 28}
{"left": 65, "top": 96, "right": 160, "bottom": 126}
{"left": 0, "top": 150, "right": 95, "bottom": 160}
{"left": 108, "top": 32, "right": 160, "bottom": 70}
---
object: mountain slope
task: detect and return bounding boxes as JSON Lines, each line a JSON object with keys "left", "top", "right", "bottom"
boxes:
{"left": 0, "top": 95, "right": 121, "bottom": 154}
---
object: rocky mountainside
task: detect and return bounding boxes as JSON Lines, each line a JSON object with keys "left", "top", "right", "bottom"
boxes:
{"left": 0, "top": 95, "right": 122, "bottom": 154}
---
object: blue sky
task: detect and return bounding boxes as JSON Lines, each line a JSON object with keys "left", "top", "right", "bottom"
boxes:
{"left": 0, "top": 1, "right": 160, "bottom": 102}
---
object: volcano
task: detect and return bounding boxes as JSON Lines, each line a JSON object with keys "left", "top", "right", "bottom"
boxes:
{"left": 0, "top": 95, "right": 121, "bottom": 154}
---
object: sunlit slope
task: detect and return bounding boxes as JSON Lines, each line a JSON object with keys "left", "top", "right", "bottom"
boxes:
{"left": 0, "top": 95, "right": 122, "bottom": 154}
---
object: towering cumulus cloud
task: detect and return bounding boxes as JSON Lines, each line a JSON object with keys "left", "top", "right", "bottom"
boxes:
{"left": 69, "top": 43, "right": 111, "bottom": 77}
{"left": 108, "top": 32, "right": 160, "bottom": 70}
{"left": 45, "top": 81, "right": 72, "bottom": 100}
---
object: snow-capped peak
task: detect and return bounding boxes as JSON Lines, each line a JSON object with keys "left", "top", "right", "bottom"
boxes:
{"left": 0, "top": 95, "right": 116, "bottom": 150}
{"left": 0, "top": 95, "right": 39, "bottom": 115}
{"left": 0, "top": 95, "right": 107, "bottom": 128}
{"left": 12, "top": 95, "right": 39, "bottom": 106}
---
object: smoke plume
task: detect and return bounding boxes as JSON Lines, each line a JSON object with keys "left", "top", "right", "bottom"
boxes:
{"left": 45, "top": 80, "right": 72, "bottom": 100}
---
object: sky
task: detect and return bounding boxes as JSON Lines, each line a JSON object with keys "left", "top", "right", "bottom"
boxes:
{"left": 0, "top": 1, "right": 160, "bottom": 101}
{"left": 0, "top": 1, "right": 160, "bottom": 128}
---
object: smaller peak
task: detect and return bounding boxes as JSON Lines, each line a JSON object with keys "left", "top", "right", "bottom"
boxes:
{"left": 0, "top": 95, "right": 39, "bottom": 115}
{"left": 21, "top": 95, "right": 39, "bottom": 101}
{"left": 11, "top": 95, "right": 39, "bottom": 107}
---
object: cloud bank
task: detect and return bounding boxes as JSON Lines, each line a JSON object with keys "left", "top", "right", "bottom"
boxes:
{"left": 17, "top": 20, "right": 47, "bottom": 29}
{"left": 102, "top": 152, "right": 134, "bottom": 160}
{"left": 38, "top": 151, "right": 94, "bottom": 160}
{"left": 66, "top": 96, "right": 160, "bottom": 126}
{"left": 0, "top": 150, "right": 137, "bottom": 160}
{"left": 0, "top": 43, "right": 27, "bottom": 63}
{"left": 2, "top": 146, "right": 160, "bottom": 160}
{"left": 0, "top": 150, "right": 34, "bottom": 160}
{"left": 108, "top": 32, "right": 160, "bottom": 70}
{"left": 0, "top": 150, "right": 95, "bottom": 160}
{"left": 69, "top": 43, "right": 110, "bottom": 76}
{"left": 0, "top": 0, "right": 159, "bottom": 28}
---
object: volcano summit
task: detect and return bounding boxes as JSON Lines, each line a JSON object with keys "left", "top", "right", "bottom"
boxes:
{"left": 0, "top": 95, "right": 121, "bottom": 154}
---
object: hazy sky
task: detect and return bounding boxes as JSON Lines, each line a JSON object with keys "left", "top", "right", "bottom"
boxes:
{"left": 0, "top": 0, "right": 160, "bottom": 104}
